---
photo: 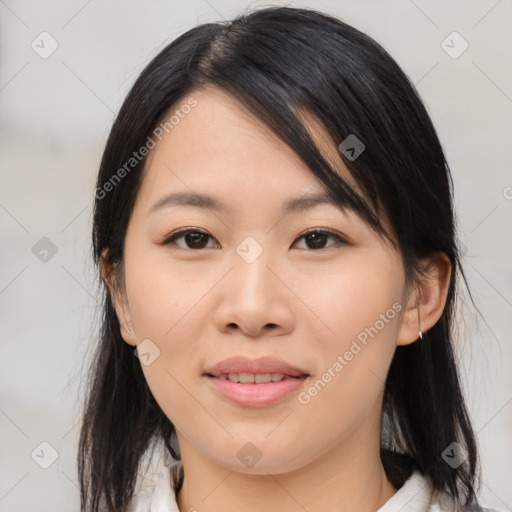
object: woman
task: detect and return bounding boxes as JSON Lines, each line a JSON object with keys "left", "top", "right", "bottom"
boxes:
{"left": 79, "top": 6, "right": 502, "bottom": 512}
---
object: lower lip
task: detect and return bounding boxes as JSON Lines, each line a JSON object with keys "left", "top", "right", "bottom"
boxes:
{"left": 206, "top": 375, "right": 308, "bottom": 408}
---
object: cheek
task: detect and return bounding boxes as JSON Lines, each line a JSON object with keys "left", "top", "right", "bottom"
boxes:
{"left": 124, "top": 245, "right": 204, "bottom": 340}
{"left": 292, "top": 254, "right": 403, "bottom": 418}
{"left": 294, "top": 317, "right": 399, "bottom": 453}
{"left": 292, "top": 252, "right": 404, "bottom": 350}
{"left": 122, "top": 248, "right": 215, "bottom": 423}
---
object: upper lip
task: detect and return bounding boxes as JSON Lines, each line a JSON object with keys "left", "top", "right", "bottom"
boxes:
{"left": 204, "top": 356, "right": 309, "bottom": 377}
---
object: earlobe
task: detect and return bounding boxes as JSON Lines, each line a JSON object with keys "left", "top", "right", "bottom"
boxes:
{"left": 100, "top": 251, "right": 138, "bottom": 347}
{"left": 111, "top": 289, "right": 138, "bottom": 347}
{"left": 396, "top": 289, "right": 424, "bottom": 347}
{"left": 396, "top": 252, "right": 451, "bottom": 346}
{"left": 111, "top": 285, "right": 138, "bottom": 347}
{"left": 119, "top": 323, "right": 138, "bottom": 346}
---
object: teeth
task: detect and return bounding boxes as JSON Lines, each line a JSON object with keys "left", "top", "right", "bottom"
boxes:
{"left": 217, "top": 372, "right": 288, "bottom": 383}
{"left": 255, "top": 373, "right": 272, "bottom": 383}
{"left": 239, "top": 372, "right": 255, "bottom": 383}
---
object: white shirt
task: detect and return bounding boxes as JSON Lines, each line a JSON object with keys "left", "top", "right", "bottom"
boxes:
{"left": 126, "top": 457, "right": 504, "bottom": 512}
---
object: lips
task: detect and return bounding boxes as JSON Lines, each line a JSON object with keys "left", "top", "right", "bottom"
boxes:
{"left": 204, "top": 356, "right": 310, "bottom": 408}
{"left": 204, "top": 356, "right": 309, "bottom": 379}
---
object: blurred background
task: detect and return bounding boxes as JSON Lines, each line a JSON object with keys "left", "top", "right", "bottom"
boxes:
{"left": 0, "top": 1, "right": 510, "bottom": 510}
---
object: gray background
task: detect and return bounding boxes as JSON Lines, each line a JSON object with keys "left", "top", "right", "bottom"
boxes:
{"left": 0, "top": 0, "right": 511, "bottom": 510}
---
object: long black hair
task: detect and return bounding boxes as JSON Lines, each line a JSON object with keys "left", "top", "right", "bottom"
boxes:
{"left": 79, "top": 6, "right": 481, "bottom": 511}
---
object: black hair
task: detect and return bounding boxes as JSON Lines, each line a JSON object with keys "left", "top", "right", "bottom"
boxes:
{"left": 79, "top": 6, "right": 481, "bottom": 511}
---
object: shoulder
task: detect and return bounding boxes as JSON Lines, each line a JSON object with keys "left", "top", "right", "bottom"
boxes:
{"left": 126, "top": 458, "right": 182, "bottom": 512}
{"left": 432, "top": 489, "right": 506, "bottom": 512}
{"left": 378, "top": 469, "right": 506, "bottom": 512}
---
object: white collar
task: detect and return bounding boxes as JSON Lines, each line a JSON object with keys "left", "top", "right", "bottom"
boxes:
{"left": 127, "top": 461, "right": 499, "bottom": 512}
{"left": 377, "top": 469, "right": 437, "bottom": 511}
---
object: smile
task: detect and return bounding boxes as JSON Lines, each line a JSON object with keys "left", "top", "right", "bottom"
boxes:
{"left": 215, "top": 372, "right": 294, "bottom": 383}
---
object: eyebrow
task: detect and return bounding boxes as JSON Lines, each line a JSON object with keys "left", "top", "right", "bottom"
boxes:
{"left": 149, "top": 191, "right": 345, "bottom": 216}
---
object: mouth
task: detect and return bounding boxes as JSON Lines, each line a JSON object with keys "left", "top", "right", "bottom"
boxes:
{"left": 206, "top": 372, "right": 305, "bottom": 383}
{"left": 203, "top": 356, "right": 311, "bottom": 408}
{"left": 203, "top": 356, "right": 310, "bottom": 407}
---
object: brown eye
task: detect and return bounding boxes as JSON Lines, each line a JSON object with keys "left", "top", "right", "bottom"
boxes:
{"left": 293, "top": 229, "right": 347, "bottom": 250}
{"left": 160, "top": 229, "right": 218, "bottom": 250}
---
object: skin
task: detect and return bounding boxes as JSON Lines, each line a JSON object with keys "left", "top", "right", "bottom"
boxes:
{"left": 102, "top": 87, "right": 451, "bottom": 512}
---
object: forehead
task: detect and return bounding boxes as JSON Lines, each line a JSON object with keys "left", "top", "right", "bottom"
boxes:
{"left": 138, "top": 87, "right": 360, "bottom": 210}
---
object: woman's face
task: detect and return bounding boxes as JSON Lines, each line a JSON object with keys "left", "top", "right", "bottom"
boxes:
{"left": 110, "top": 87, "right": 419, "bottom": 474}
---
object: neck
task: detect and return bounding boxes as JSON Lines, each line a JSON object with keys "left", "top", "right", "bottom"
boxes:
{"left": 176, "top": 422, "right": 397, "bottom": 512}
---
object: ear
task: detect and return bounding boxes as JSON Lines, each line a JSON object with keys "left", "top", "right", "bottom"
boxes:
{"left": 396, "top": 251, "right": 451, "bottom": 346}
{"left": 100, "top": 250, "right": 138, "bottom": 347}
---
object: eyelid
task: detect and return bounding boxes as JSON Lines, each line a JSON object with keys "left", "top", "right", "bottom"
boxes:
{"left": 297, "top": 227, "right": 349, "bottom": 245}
{"left": 158, "top": 227, "right": 218, "bottom": 248}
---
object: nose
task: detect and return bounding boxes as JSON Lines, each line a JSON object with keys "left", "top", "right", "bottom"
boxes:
{"left": 213, "top": 246, "right": 295, "bottom": 338}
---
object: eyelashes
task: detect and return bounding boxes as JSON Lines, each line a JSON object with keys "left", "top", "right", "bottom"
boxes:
{"left": 158, "top": 227, "right": 349, "bottom": 251}
{"left": 161, "top": 228, "right": 217, "bottom": 250}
